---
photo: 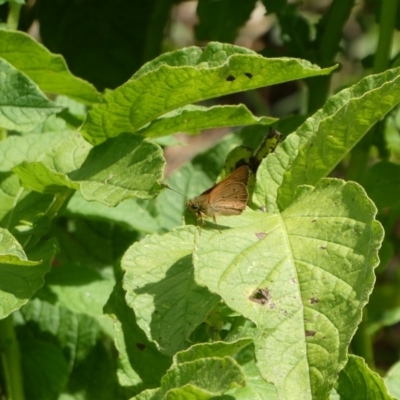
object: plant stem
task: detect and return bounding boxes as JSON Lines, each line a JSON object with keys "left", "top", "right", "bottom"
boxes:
{"left": 373, "top": 0, "right": 399, "bottom": 74}
{"left": 0, "top": 315, "right": 25, "bottom": 400}
{"left": 307, "top": 0, "right": 355, "bottom": 114}
{"left": 351, "top": 308, "right": 375, "bottom": 369}
{"left": 7, "top": 3, "right": 22, "bottom": 30}
{"left": 23, "top": 188, "right": 75, "bottom": 252}
{"left": 347, "top": 0, "right": 398, "bottom": 182}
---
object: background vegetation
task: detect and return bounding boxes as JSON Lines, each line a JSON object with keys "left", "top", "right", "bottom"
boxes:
{"left": 1, "top": 0, "right": 400, "bottom": 399}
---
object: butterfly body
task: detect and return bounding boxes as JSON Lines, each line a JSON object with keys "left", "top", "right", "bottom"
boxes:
{"left": 186, "top": 165, "right": 250, "bottom": 228}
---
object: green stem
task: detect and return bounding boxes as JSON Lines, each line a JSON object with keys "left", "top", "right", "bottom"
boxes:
{"left": 7, "top": 3, "right": 22, "bottom": 30}
{"left": 373, "top": 0, "right": 399, "bottom": 74}
{"left": 243, "top": 90, "right": 271, "bottom": 116}
{"left": 46, "top": 188, "right": 75, "bottom": 221}
{"left": 23, "top": 188, "right": 75, "bottom": 252}
{"left": 0, "top": 315, "right": 25, "bottom": 400}
{"left": 307, "top": 0, "right": 355, "bottom": 113}
{"left": 347, "top": 0, "right": 398, "bottom": 182}
{"left": 351, "top": 308, "right": 375, "bottom": 370}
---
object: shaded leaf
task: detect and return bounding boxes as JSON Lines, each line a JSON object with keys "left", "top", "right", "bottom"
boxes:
{"left": 105, "top": 282, "right": 171, "bottom": 396}
{"left": 334, "top": 355, "right": 395, "bottom": 400}
{"left": 122, "top": 227, "right": 220, "bottom": 355}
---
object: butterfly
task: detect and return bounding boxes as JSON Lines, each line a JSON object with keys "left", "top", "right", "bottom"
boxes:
{"left": 186, "top": 165, "right": 250, "bottom": 230}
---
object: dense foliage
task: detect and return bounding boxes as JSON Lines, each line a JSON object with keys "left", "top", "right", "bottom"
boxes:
{"left": 1, "top": 1, "right": 400, "bottom": 399}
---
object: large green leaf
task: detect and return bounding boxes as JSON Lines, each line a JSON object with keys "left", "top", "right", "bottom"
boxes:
{"left": 0, "top": 58, "right": 62, "bottom": 132}
{"left": 254, "top": 66, "right": 400, "bottom": 212}
{"left": 193, "top": 179, "right": 383, "bottom": 400}
{"left": 0, "top": 30, "right": 100, "bottom": 105}
{"left": 122, "top": 227, "right": 220, "bottom": 356}
{"left": 81, "top": 42, "right": 335, "bottom": 145}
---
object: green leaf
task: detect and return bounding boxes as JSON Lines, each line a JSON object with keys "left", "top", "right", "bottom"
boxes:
{"left": 0, "top": 233, "right": 57, "bottom": 318}
{"left": 172, "top": 339, "right": 279, "bottom": 399}
{"left": 66, "top": 191, "right": 161, "bottom": 233}
{"left": 0, "top": 172, "right": 53, "bottom": 240}
{"left": 0, "top": 58, "right": 62, "bottom": 132}
{"left": 159, "top": 357, "right": 246, "bottom": 398}
{"left": 254, "top": 66, "right": 400, "bottom": 212}
{"left": 174, "top": 339, "right": 253, "bottom": 364}
{"left": 334, "top": 355, "right": 395, "bottom": 400}
{"left": 385, "top": 361, "right": 400, "bottom": 399}
{"left": 0, "top": 30, "right": 101, "bottom": 105}
{"left": 193, "top": 179, "right": 383, "bottom": 399}
{"left": 137, "top": 105, "right": 276, "bottom": 139}
{"left": 20, "top": 338, "right": 69, "bottom": 400}
{"left": 229, "top": 358, "right": 278, "bottom": 400}
{"left": 19, "top": 298, "right": 102, "bottom": 367}
{"left": 122, "top": 227, "right": 220, "bottom": 356}
{"left": 0, "top": 131, "right": 74, "bottom": 172}
{"left": 81, "top": 42, "right": 335, "bottom": 145}
{"left": 71, "top": 133, "right": 165, "bottom": 204}
{"left": 13, "top": 161, "right": 79, "bottom": 194}
{"left": 13, "top": 132, "right": 166, "bottom": 206}
{"left": 43, "top": 263, "right": 115, "bottom": 319}
{"left": 196, "top": 0, "right": 258, "bottom": 43}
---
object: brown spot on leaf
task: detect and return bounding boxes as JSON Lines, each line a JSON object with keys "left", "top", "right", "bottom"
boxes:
{"left": 255, "top": 232, "right": 267, "bottom": 239}
{"left": 226, "top": 75, "right": 236, "bottom": 82}
{"left": 310, "top": 297, "right": 319, "bottom": 304}
{"left": 305, "top": 330, "right": 316, "bottom": 337}
{"left": 244, "top": 72, "right": 253, "bottom": 78}
{"left": 249, "top": 288, "right": 271, "bottom": 305}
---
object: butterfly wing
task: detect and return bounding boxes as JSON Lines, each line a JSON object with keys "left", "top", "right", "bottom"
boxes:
{"left": 186, "top": 165, "right": 250, "bottom": 220}
{"left": 208, "top": 182, "right": 248, "bottom": 215}
{"left": 207, "top": 165, "right": 250, "bottom": 215}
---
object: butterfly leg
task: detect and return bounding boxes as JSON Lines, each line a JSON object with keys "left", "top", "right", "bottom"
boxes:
{"left": 212, "top": 213, "right": 221, "bottom": 233}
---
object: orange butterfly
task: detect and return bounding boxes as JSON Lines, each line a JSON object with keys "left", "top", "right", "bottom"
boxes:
{"left": 186, "top": 165, "right": 250, "bottom": 229}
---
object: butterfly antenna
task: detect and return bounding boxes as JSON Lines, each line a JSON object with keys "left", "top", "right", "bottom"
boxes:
{"left": 166, "top": 185, "right": 185, "bottom": 197}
